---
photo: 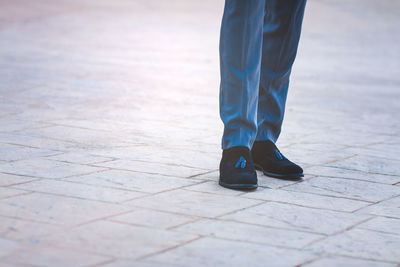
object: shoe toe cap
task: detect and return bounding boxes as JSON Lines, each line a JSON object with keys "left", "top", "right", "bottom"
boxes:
{"left": 233, "top": 172, "right": 257, "bottom": 185}
{"left": 282, "top": 163, "right": 303, "bottom": 175}
{"left": 220, "top": 171, "right": 257, "bottom": 186}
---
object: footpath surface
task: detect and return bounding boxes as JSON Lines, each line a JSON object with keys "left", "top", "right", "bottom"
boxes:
{"left": 0, "top": 0, "right": 399, "bottom": 266}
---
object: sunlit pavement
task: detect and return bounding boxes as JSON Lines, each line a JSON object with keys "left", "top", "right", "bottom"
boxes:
{"left": 0, "top": 0, "right": 399, "bottom": 266}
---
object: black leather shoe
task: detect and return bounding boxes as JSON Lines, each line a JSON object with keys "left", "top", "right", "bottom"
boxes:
{"left": 219, "top": 146, "right": 258, "bottom": 190}
{"left": 251, "top": 140, "right": 303, "bottom": 180}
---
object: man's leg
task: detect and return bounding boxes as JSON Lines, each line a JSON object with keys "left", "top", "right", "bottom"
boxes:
{"left": 218, "top": 0, "right": 265, "bottom": 189}
{"left": 219, "top": 0, "right": 265, "bottom": 150}
{"left": 256, "top": 0, "right": 307, "bottom": 142}
{"left": 252, "top": 0, "right": 307, "bottom": 180}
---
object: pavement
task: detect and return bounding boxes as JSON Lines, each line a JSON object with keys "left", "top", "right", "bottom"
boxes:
{"left": 0, "top": 0, "right": 399, "bottom": 266}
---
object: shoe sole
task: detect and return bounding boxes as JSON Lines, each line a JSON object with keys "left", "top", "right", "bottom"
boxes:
{"left": 254, "top": 164, "right": 304, "bottom": 180}
{"left": 219, "top": 181, "right": 258, "bottom": 190}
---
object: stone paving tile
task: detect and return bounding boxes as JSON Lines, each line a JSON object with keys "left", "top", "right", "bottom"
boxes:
{"left": 0, "top": 132, "right": 79, "bottom": 151}
{"left": 187, "top": 170, "right": 221, "bottom": 181}
{"left": 275, "top": 130, "right": 313, "bottom": 147}
{"left": 189, "top": 134, "right": 220, "bottom": 145}
{"left": 67, "top": 169, "right": 199, "bottom": 194}
{"left": 108, "top": 208, "right": 197, "bottom": 229}
{"left": 341, "top": 146, "right": 400, "bottom": 163}
{"left": 102, "top": 260, "right": 179, "bottom": 267}
{"left": 356, "top": 196, "right": 400, "bottom": 219}
{"left": 168, "top": 141, "right": 221, "bottom": 155}
{"left": 44, "top": 118, "right": 140, "bottom": 133}
{"left": 0, "top": 261, "right": 15, "bottom": 267}
{"left": 183, "top": 181, "right": 246, "bottom": 196}
{"left": 127, "top": 189, "right": 263, "bottom": 218}
{"left": 0, "top": 193, "right": 131, "bottom": 226}
{"left": 282, "top": 176, "right": 400, "bottom": 202}
{"left": 94, "top": 159, "right": 209, "bottom": 179}
{"left": 12, "top": 179, "right": 147, "bottom": 203}
{"left": 328, "top": 155, "right": 400, "bottom": 176}
{"left": 258, "top": 173, "right": 309, "bottom": 189}
{"left": 241, "top": 187, "right": 370, "bottom": 212}
{"left": 304, "top": 256, "right": 397, "bottom": 267}
{"left": 0, "top": 143, "right": 60, "bottom": 162}
{"left": 284, "top": 142, "right": 349, "bottom": 152}
{"left": 362, "top": 142, "right": 400, "bottom": 160}
{"left": 0, "top": 0, "right": 86, "bottom": 25}
{"left": 0, "top": 187, "right": 29, "bottom": 199}
{"left": 305, "top": 165, "right": 400, "bottom": 185}
{"left": 91, "top": 144, "right": 221, "bottom": 170}
{"left": 173, "top": 218, "right": 322, "bottom": 249}
{"left": 79, "top": 145, "right": 157, "bottom": 161}
{"left": 17, "top": 125, "right": 138, "bottom": 148}
{"left": 149, "top": 237, "right": 316, "bottom": 267}
{"left": 0, "top": 173, "right": 38, "bottom": 187}
{"left": 41, "top": 220, "right": 199, "bottom": 259}
{"left": 0, "top": 216, "right": 62, "bottom": 241}
{"left": 1, "top": 245, "right": 111, "bottom": 267}
{"left": 296, "top": 131, "right": 392, "bottom": 149}
{"left": 357, "top": 216, "right": 400, "bottom": 236}
{"left": 136, "top": 148, "right": 220, "bottom": 170}
{"left": 220, "top": 202, "right": 370, "bottom": 235}
{"left": 0, "top": 158, "right": 107, "bottom": 179}
{"left": 0, "top": 119, "right": 51, "bottom": 133}
{"left": 306, "top": 228, "right": 400, "bottom": 262}
{"left": 0, "top": 238, "right": 19, "bottom": 258}
{"left": 46, "top": 152, "right": 115, "bottom": 165}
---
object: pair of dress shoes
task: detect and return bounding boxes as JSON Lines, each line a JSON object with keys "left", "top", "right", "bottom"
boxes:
{"left": 219, "top": 140, "right": 303, "bottom": 190}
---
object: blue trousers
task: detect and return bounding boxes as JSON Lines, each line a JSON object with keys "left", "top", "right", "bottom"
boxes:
{"left": 219, "top": 0, "right": 307, "bottom": 149}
